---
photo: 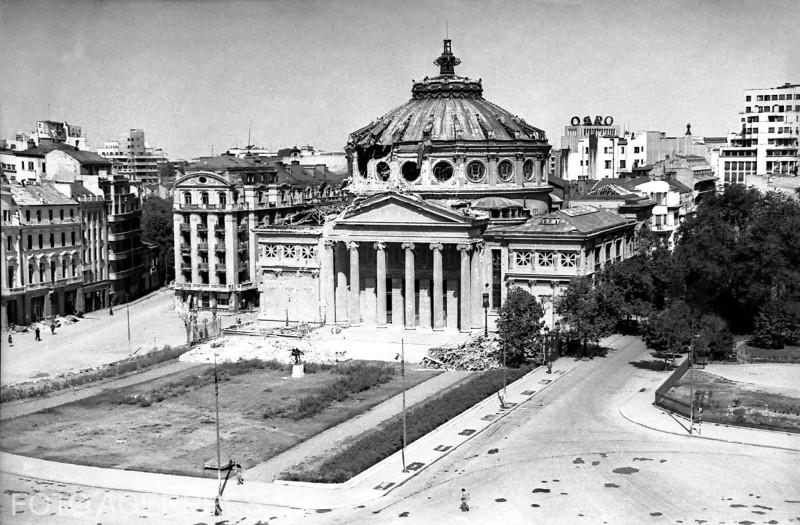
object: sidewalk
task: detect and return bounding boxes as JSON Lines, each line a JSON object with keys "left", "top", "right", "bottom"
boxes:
{"left": 0, "top": 358, "right": 581, "bottom": 510}
{"left": 618, "top": 374, "right": 800, "bottom": 452}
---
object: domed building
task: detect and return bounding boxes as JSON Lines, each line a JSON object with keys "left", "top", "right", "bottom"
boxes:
{"left": 255, "top": 41, "right": 636, "bottom": 332}
{"left": 346, "top": 39, "right": 552, "bottom": 214}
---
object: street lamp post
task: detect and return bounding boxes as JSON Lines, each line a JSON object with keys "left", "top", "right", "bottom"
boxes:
{"left": 482, "top": 291, "right": 490, "bottom": 338}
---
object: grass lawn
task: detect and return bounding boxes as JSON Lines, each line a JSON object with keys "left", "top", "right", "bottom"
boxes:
{"left": 0, "top": 360, "right": 438, "bottom": 477}
{"left": 663, "top": 370, "right": 800, "bottom": 433}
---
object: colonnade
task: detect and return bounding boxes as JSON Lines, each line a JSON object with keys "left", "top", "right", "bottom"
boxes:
{"left": 322, "top": 239, "right": 485, "bottom": 331}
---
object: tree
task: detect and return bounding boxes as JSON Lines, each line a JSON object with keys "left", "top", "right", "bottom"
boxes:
{"left": 496, "top": 287, "right": 545, "bottom": 367}
{"left": 695, "top": 314, "right": 734, "bottom": 361}
{"left": 141, "top": 196, "right": 174, "bottom": 283}
{"left": 642, "top": 301, "right": 694, "bottom": 364}
{"left": 751, "top": 300, "right": 800, "bottom": 349}
{"left": 556, "top": 276, "right": 617, "bottom": 354}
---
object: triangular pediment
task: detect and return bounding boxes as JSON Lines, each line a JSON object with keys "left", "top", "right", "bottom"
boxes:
{"left": 175, "top": 171, "right": 232, "bottom": 188}
{"left": 338, "top": 192, "right": 473, "bottom": 226}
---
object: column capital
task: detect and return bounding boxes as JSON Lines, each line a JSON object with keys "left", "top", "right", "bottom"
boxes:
{"left": 401, "top": 242, "right": 415, "bottom": 251}
{"left": 429, "top": 242, "right": 444, "bottom": 252}
{"left": 323, "top": 239, "right": 336, "bottom": 249}
{"left": 473, "top": 240, "right": 485, "bottom": 252}
{"left": 374, "top": 241, "right": 386, "bottom": 251}
{"left": 347, "top": 241, "right": 359, "bottom": 250}
{"left": 456, "top": 243, "right": 471, "bottom": 252}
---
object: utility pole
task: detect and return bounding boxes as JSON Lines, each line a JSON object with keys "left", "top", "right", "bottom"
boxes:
{"left": 126, "top": 295, "right": 131, "bottom": 354}
{"left": 401, "top": 339, "right": 407, "bottom": 473}
{"left": 213, "top": 351, "right": 223, "bottom": 514}
{"left": 689, "top": 318, "right": 695, "bottom": 434}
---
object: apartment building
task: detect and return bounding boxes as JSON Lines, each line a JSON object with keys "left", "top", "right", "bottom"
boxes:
{"left": 96, "top": 129, "right": 169, "bottom": 183}
{"left": 172, "top": 155, "right": 345, "bottom": 311}
{"left": 718, "top": 83, "right": 799, "bottom": 184}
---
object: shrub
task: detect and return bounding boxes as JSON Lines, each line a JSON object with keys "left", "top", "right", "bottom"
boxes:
{"left": 281, "top": 366, "right": 531, "bottom": 482}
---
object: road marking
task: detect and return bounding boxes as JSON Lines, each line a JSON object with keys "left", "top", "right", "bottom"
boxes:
{"left": 433, "top": 445, "right": 452, "bottom": 452}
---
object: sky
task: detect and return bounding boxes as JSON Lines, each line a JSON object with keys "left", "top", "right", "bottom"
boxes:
{"left": 1, "top": 0, "right": 798, "bottom": 160}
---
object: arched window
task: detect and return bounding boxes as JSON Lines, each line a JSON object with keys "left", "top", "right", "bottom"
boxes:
{"left": 376, "top": 161, "right": 391, "bottom": 181}
{"left": 523, "top": 160, "right": 535, "bottom": 181}
{"left": 218, "top": 192, "right": 227, "bottom": 208}
{"left": 183, "top": 192, "right": 192, "bottom": 205}
{"left": 62, "top": 259, "right": 67, "bottom": 278}
{"left": 200, "top": 192, "right": 209, "bottom": 205}
{"left": 72, "top": 259, "right": 77, "bottom": 277}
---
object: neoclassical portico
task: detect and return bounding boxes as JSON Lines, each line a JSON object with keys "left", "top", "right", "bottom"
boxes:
{"left": 322, "top": 192, "right": 486, "bottom": 332}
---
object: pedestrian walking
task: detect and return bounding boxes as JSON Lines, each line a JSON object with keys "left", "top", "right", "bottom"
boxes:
{"left": 7, "top": 332, "right": 12, "bottom": 347}
{"left": 546, "top": 360, "right": 552, "bottom": 374}
{"left": 460, "top": 488, "right": 470, "bottom": 512}
{"left": 50, "top": 322, "right": 56, "bottom": 335}
{"left": 34, "top": 327, "right": 41, "bottom": 341}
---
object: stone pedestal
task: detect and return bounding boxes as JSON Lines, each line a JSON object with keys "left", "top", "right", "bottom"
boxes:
{"left": 291, "top": 363, "right": 305, "bottom": 378}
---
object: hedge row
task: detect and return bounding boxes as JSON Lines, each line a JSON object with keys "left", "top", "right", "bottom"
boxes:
{"left": 0, "top": 344, "right": 190, "bottom": 404}
{"left": 263, "top": 362, "right": 395, "bottom": 420}
{"left": 281, "top": 365, "right": 531, "bottom": 483}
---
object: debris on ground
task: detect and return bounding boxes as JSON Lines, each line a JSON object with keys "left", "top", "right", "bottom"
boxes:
{"left": 424, "top": 334, "right": 501, "bottom": 371}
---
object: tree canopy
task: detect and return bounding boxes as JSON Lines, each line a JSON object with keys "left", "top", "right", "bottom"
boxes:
{"left": 496, "top": 287, "right": 545, "bottom": 367}
{"left": 141, "top": 196, "right": 174, "bottom": 282}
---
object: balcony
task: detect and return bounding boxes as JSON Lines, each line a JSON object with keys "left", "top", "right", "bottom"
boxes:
{"left": 215, "top": 244, "right": 226, "bottom": 253}
{"left": 215, "top": 264, "right": 227, "bottom": 272}
{"left": 108, "top": 249, "right": 135, "bottom": 261}
{"left": 213, "top": 224, "right": 226, "bottom": 233}
{"left": 180, "top": 244, "right": 191, "bottom": 254}
{"left": 179, "top": 223, "right": 191, "bottom": 232}
{"left": 107, "top": 210, "right": 140, "bottom": 222}
{"left": 180, "top": 263, "right": 192, "bottom": 272}
{"left": 238, "top": 243, "right": 249, "bottom": 252}
{"left": 108, "top": 264, "right": 145, "bottom": 281}
{"left": 173, "top": 281, "right": 256, "bottom": 292}
{"left": 197, "top": 242, "right": 209, "bottom": 251}
{"left": 198, "top": 262, "right": 209, "bottom": 271}
{"left": 107, "top": 229, "right": 138, "bottom": 241}
{"left": 196, "top": 224, "right": 208, "bottom": 232}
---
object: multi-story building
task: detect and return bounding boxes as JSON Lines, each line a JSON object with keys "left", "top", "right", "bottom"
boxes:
{"left": 96, "top": 129, "right": 169, "bottom": 183}
{"left": 3, "top": 181, "right": 84, "bottom": 325}
{"left": 172, "top": 155, "right": 345, "bottom": 311}
{"left": 718, "top": 83, "right": 799, "bottom": 184}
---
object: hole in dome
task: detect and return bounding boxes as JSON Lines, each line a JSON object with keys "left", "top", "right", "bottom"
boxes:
{"left": 376, "top": 162, "right": 391, "bottom": 181}
{"left": 402, "top": 161, "right": 420, "bottom": 182}
{"left": 433, "top": 161, "right": 453, "bottom": 183}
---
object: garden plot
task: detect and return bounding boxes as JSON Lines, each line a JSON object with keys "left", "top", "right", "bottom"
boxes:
{"left": 0, "top": 360, "right": 438, "bottom": 477}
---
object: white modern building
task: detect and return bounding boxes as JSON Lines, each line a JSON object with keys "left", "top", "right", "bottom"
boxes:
{"left": 718, "top": 83, "right": 799, "bottom": 184}
{"left": 96, "top": 129, "right": 168, "bottom": 183}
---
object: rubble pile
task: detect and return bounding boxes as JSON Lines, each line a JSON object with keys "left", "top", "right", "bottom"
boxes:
{"left": 179, "top": 334, "right": 338, "bottom": 365}
{"left": 424, "top": 334, "right": 501, "bottom": 371}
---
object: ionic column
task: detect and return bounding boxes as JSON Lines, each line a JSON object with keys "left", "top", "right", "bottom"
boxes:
{"left": 335, "top": 242, "right": 348, "bottom": 321}
{"left": 323, "top": 240, "right": 336, "bottom": 324}
{"left": 348, "top": 241, "right": 360, "bottom": 325}
{"left": 457, "top": 244, "right": 471, "bottom": 332}
{"left": 471, "top": 242, "right": 483, "bottom": 329}
{"left": 402, "top": 242, "right": 415, "bottom": 329}
{"left": 374, "top": 242, "right": 387, "bottom": 327}
{"left": 430, "top": 243, "right": 444, "bottom": 330}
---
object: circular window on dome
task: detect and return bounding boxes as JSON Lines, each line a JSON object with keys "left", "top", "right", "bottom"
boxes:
{"left": 498, "top": 160, "right": 514, "bottom": 182}
{"left": 402, "top": 161, "right": 420, "bottom": 182}
{"left": 376, "top": 161, "right": 391, "bottom": 181}
{"left": 198, "top": 176, "right": 207, "bottom": 184}
{"left": 523, "top": 160, "right": 535, "bottom": 181}
{"left": 432, "top": 161, "right": 453, "bottom": 183}
{"left": 465, "top": 161, "right": 486, "bottom": 183}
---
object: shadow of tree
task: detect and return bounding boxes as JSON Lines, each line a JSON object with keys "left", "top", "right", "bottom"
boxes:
{"left": 629, "top": 359, "right": 676, "bottom": 371}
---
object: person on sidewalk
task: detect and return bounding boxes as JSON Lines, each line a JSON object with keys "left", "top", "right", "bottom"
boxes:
{"left": 34, "top": 326, "right": 41, "bottom": 341}
{"left": 7, "top": 332, "right": 12, "bottom": 347}
{"left": 546, "top": 360, "right": 552, "bottom": 374}
{"left": 50, "top": 322, "right": 56, "bottom": 335}
{"left": 460, "top": 488, "right": 470, "bottom": 512}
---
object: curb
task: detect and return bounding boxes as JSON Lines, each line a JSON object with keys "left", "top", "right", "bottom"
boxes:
{"left": 617, "top": 398, "right": 800, "bottom": 453}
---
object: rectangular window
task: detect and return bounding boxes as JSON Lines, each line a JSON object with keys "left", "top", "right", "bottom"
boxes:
{"left": 6, "top": 236, "right": 12, "bottom": 251}
{"left": 513, "top": 250, "right": 532, "bottom": 267}
{"left": 38, "top": 234, "right": 43, "bottom": 249}
{"left": 604, "top": 160, "right": 612, "bottom": 169}
{"left": 536, "top": 251, "right": 554, "bottom": 268}
{"left": 61, "top": 232, "right": 66, "bottom": 246}
{"left": 71, "top": 232, "right": 76, "bottom": 245}
{"left": 745, "top": 95, "right": 751, "bottom": 102}
{"left": 619, "top": 160, "right": 626, "bottom": 169}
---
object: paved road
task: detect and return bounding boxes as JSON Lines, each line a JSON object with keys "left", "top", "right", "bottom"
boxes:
{"left": 1, "top": 289, "right": 255, "bottom": 386}
{"left": 324, "top": 336, "right": 800, "bottom": 524}
{"left": 1, "top": 336, "right": 798, "bottom": 523}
